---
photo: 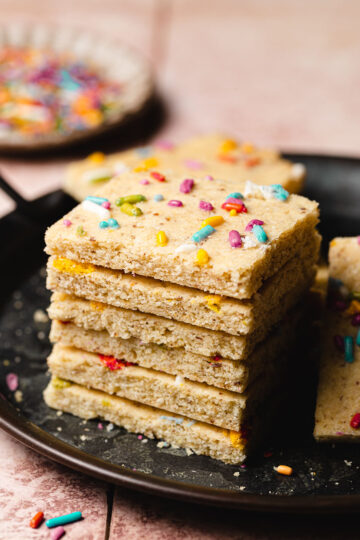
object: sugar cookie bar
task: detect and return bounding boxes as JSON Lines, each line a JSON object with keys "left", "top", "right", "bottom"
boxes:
{"left": 46, "top": 170, "right": 319, "bottom": 299}
{"left": 64, "top": 134, "right": 306, "bottom": 202}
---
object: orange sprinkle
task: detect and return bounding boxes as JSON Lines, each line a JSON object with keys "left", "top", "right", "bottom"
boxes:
{"left": 29, "top": 511, "right": 44, "bottom": 529}
{"left": 275, "top": 465, "right": 293, "bottom": 476}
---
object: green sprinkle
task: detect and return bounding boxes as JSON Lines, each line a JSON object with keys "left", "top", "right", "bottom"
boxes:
{"left": 120, "top": 202, "right": 143, "bottom": 216}
{"left": 76, "top": 225, "right": 86, "bottom": 236}
{"left": 271, "top": 184, "right": 289, "bottom": 201}
{"left": 116, "top": 194, "right": 146, "bottom": 206}
{"left": 99, "top": 220, "right": 109, "bottom": 229}
{"left": 344, "top": 336, "right": 354, "bottom": 363}
{"left": 356, "top": 329, "right": 360, "bottom": 347}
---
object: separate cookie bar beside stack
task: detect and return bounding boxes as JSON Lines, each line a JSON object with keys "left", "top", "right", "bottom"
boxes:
{"left": 314, "top": 237, "right": 360, "bottom": 441}
{"left": 64, "top": 133, "right": 306, "bottom": 202}
{"left": 44, "top": 167, "right": 320, "bottom": 464}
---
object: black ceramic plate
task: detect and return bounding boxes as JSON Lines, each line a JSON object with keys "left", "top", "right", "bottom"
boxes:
{"left": 1, "top": 155, "right": 360, "bottom": 513}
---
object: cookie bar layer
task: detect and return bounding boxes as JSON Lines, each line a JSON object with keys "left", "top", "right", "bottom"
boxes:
{"left": 50, "top": 304, "right": 303, "bottom": 392}
{"left": 329, "top": 237, "right": 360, "bottom": 293}
{"left": 48, "top": 344, "right": 265, "bottom": 430}
{"left": 64, "top": 133, "right": 306, "bottom": 202}
{"left": 314, "top": 309, "right": 360, "bottom": 441}
{"left": 44, "top": 378, "right": 247, "bottom": 464}
{"left": 48, "top": 289, "right": 308, "bottom": 360}
{"left": 46, "top": 232, "right": 319, "bottom": 335}
{"left": 45, "top": 171, "right": 319, "bottom": 299}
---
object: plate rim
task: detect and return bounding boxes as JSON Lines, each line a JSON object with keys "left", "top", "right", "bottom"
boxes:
{"left": 2, "top": 154, "right": 360, "bottom": 513}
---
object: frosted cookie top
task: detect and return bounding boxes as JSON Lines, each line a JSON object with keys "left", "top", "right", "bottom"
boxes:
{"left": 46, "top": 171, "right": 319, "bottom": 299}
{"left": 64, "top": 133, "right": 306, "bottom": 201}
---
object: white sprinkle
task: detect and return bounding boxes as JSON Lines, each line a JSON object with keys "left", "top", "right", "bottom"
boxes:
{"left": 291, "top": 163, "right": 306, "bottom": 179}
{"left": 106, "top": 422, "right": 114, "bottom": 432}
{"left": 344, "top": 460, "right": 352, "bottom": 467}
{"left": 141, "top": 438, "right": 148, "bottom": 444}
{"left": 185, "top": 448, "right": 194, "bottom": 456}
{"left": 175, "top": 243, "right": 197, "bottom": 253}
{"left": 233, "top": 471, "right": 240, "bottom": 477}
{"left": 80, "top": 434, "right": 87, "bottom": 441}
{"left": 81, "top": 199, "right": 110, "bottom": 219}
{"left": 56, "top": 411, "right": 63, "bottom": 417}
{"left": 244, "top": 180, "right": 275, "bottom": 200}
{"left": 242, "top": 235, "right": 258, "bottom": 249}
{"left": 175, "top": 375, "right": 184, "bottom": 386}
{"left": 57, "top": 426, "right": 62, "bottom": 432}
{"left": 14, "top": 390, "right": 23, "bottom": 403}
{"left": 239, "top": 486, "right": 245, "bottom": 491}
{"left": 82, "top": 167, "right": 113, "bottom": 184}
{"left": 33, "top": 309, "right": 49, "bottom": 323}
{"left": 113, "top": 161, "right": 129, "bottom": 175}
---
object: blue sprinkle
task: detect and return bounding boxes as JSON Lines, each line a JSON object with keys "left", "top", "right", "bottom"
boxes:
{"left": 46, "top": 511, "right": 82, "bottom": 528}
{"left": 154, "top": 194, "right": 164, "bottom": 202}
{"left": 160, "top": 415, "right": 184, "bottom": 425}
{"left": 344, "top": 336, "right": 354, "bottom": 363}
{"left": 99, "top": 220, "right": 109, "bottom": 229}
{"left": 136, "top": 146, "right": 152, "bottom": 157}
{"left": 252, "top": 224, "right": 268, "bottom": 243}
{"left": 226, "top": 192, "right": 243, "bottom": 200}
{"left": 108, "top": 218, "right": 120, "bottom": 229}
{"left": 192, "top": 225, "right": 215, "bottom": 243}
{"left": 271, "top": 184, "right": 289, "bottom": 201}
{"left": 85, "top": 196, "right": 109, "bottom": 205}
{"left": 356, "top": 329, "right": 360, "bottom": 347}
{"left": 186, "top": 420, "right": 196, "bottom": 427}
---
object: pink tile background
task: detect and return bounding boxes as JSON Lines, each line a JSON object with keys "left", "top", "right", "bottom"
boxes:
{"left": 1, "top": 1, "right": 360, "bottom": 537}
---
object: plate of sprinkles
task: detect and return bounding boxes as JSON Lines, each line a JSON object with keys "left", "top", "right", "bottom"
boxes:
{"left": 0, "top": 24, "right": 153, "bottom": 151}
{"left": 1, "top": 151, "right": 360, "bottom": 514}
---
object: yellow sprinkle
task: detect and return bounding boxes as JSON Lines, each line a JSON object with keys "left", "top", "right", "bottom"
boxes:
{"left": 83, "top": 109, "right": 103, "bottom": 127}
{"left": 101, "top": 399, "right": 110, "bottom": 407}
{"left": 219, "top": 139, "right": 237, "bottom": 153}
{"left": 275, "top": 465, "right": 293, "bottom": 476}
{"left": 195, "top": 249, "right": 209, "bottom": 266}
{"left": 346, "top": 300, "right": 360, "bottom": 316}
{"left": 90, "top": 301, "right": 106, "bottom": 312}
{"left": 229, "top": 209, "right": 237, "bottom": 216}
{"left": 201, "top": 215, "right": 224, "bottom": 228}
{"left": 52, "top": 376, "right": 72, "bottom": 389}
{"left": 87, "top": 151, "right": 105, "bottom": 164}
{"left": 133, "top": 157, "right": 159, "bottom": 172}
{"left": 241, "top": 142, "right": 255, "bottom": 154}
{"left": 204, "top": 294, "right": 222, "bottom": 313}
{"left": 229, "top": 430, "right": 244, "bottom": 449}
{"left": 156, "top": 230, "right": 168, "bottom": 246}
{"left": 53, "top": 257, "right": 95, "bottom": 275}
{"left": 330, "top": 239, "right": 337, "bottom": 247}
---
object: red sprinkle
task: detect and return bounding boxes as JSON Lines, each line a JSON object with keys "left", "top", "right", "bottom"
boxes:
{"left": 351, "top": 313, "right": 360, "bottom": 326}
{"left": 99, "top": 354, "right": 135, "bottom": 371}
{"left": 212, "top": 355, "right": 222, "bottom": 362}
{"left": 30, "top": 511, "right": 44, "bottom": 529}
{"left": 101, "top": 201, "right": 111, "bottom": 209}
{"left": 350, "top": 413, "right": 360, "bottom": 429}
{"left": 180, "top": 178, "right": 194, "bottom": 193}
{"left": 333, "top": 334, "right": 345, "bottom": 352}
{"left": 245, "top": 219, "right": 264, "bottom": 232}
{"left": 244, "top": 156, "right": 260, "bottom": 167}
{"left": 150, "top": 171, "right": 166, "bottom": 182}
{"left": 221, "top": 201, "right": 247, "bottom": 213}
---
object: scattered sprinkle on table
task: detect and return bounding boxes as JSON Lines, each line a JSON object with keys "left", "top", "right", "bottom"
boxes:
{"left": 29, "top": 511, "right": 44, "bottom": 529}
{"left": 50, "top": 526, "right": 65, "bottom": 540}
{"left": 46, "top": 511, "right": 82, "bottom": 528}
{"left": 274, "top": 465, "right": 293, "bottom": 476}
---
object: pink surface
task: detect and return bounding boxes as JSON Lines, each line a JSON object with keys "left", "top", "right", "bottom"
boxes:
{"left": 1, "top": 1, "right": 360, "bottom": 537}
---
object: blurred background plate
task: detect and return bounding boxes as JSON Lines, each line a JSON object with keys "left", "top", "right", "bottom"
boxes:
{"left": 0, "top": 23, "right": 154, "bottom": 152}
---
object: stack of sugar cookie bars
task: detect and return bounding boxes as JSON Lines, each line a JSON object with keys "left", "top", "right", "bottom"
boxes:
{"left": 44, "top": 140, "right": 320, "bottom": 464}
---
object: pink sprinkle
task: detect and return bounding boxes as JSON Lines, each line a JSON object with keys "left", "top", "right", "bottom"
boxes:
{"left": 98, "top": 422, "right": 104, "bottom": 430}
{"left": 6, "top": 373, "right": 18, "bottom": 391}
{"left": 205, "top": 175, "right": 214, "bottom": 181}
{"left": 240, "top": 464, "right": 246, "bottom": 469}
{"left": 140, "top": 178, "right": 150, "bottom": 185}
{"left": 334, "top": 334, "right": 345, "bottom": 352}
{"left": 180, "top": 178, "right": 194, "bottom": 194}
{"left": 137, "top": 435, "right": 143, "bottom": 440}
{"left": 336, "top": 431, "right": 345, "bottom": 436}
{"left": 155, "top": 140, "right": 174, "bottom": 151}
{"left": 184, "top": 159, "right": 203, "bottom": 170}
{"left": 226, "top": 197, "right": 245, "bottom": 206}
{"left": 199, "top": 200, "right": 214, "bottom": 211}
{"left": 352, "top": 313, "right": 360, "bottom": 326}
{"left": 101, "top": 201, "right": 111, "bottom": 209}
{"left": 63, "top": 219, "right": 72, "bottom": 227}
{"left": 168, "top": 200, "right": 183, "bottom": 207}
{"left": 50, "top": 526, "right": 65, "bottom": 540}
{"left": 357, "top": 236, "right": 360, "bottom": 245}
{"left": 245, "top": 219, "right": 264, "bottom": 232}
{"left": 229, "top": 230, "right": 243, "bottom": 248}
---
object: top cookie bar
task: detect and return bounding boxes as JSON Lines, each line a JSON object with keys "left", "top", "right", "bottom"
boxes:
{"left": 64, "top": 134, "right": 306, "bottom": 201}
{"left": 45, "top": 172, "right": 319, "bottom": 299}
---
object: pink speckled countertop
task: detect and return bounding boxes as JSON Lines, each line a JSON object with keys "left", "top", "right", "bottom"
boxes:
{"left": 1, "top": 1, "right": 360, "bottom": 537}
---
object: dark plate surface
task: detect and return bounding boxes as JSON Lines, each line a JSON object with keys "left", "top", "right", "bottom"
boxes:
{"left": 1, "top": 154, "right": 360, "bottom": 513}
